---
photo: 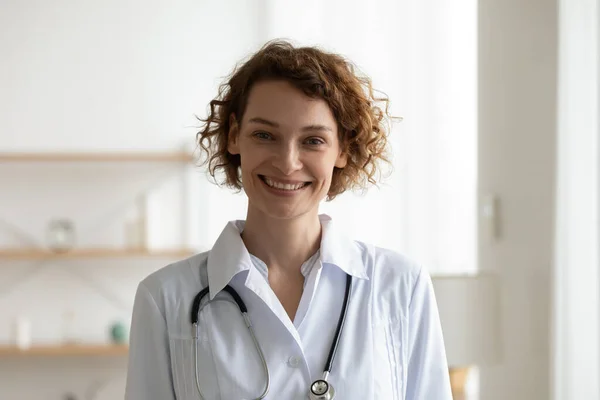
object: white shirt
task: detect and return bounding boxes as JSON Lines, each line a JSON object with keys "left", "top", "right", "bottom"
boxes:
{"left": 125, "top": 214, "right": 452, "bottom": 400}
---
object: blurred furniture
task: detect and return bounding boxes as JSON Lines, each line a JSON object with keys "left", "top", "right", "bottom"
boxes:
{"left": 431, "top": 273, "right": 501, "bottom": 397}
{"left": 0, "top": 151, "right": 195, "bottom": 261}
{"left": 0, "top": 344, "right": 128, "bottom": 357}
{"left": 0, "top": 151, "right": 196, "bottom": 357}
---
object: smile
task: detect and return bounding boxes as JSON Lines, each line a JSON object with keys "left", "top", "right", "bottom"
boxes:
{"left": 259, "top": 175, "right": 311, "bottom": 191}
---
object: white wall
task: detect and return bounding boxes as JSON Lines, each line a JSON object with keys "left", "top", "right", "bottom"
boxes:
{"left": 0, "top": 1, "right": 263, "bottom": 399}
{"left": 478, "top": 0, "right": 557, "bottom": 399}
{"left": 552, "top": 0, "right": 600, "bottom": 398}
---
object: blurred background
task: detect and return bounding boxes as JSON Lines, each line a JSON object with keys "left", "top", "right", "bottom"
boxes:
{"left": 0, "top": 0, "right": 596, "bottom": 399}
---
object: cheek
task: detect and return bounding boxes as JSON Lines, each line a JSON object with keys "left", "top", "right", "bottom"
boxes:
{"left": 238, "top": 145, "right": 263, "bottom": 171}
{"left": 312, "top": 160, "right": 337, "bottom": 184}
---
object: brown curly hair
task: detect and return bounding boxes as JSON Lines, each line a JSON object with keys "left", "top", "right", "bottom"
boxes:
{"left": 196, "top": 39, "right": 394, "bottom": 201}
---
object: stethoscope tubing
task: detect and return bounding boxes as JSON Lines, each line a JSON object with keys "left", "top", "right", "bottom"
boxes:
{"left": 323, "top": 273, "right": 352, "bottom": 374}
{"left": 192, "top": 293, "right": 270, "bottom": 400}
{"left": 190, "top": 274, "right": 352, "bottom": 400}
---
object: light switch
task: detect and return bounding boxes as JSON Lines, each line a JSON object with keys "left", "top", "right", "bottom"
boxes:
{"left": 482, "top": 194, "right": 500, "bottom": 241}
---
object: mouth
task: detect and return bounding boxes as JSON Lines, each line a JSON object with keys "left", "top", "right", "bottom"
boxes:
{"left": 259, "top": 175, "right": 311, "bottom": 192}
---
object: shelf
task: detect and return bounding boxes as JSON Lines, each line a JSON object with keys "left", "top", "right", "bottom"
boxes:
{"left": 0, "top": 344, "right": 128, "bottom": 357}
{"left": 0, "top": 151, "right": 195, "bottom": 163}
{"left": 0, "top": 247, "right": 196, "bottom": 260}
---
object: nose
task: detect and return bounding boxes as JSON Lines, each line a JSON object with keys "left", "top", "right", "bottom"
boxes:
{"left": 272, "top": 142, "right": 303, "bottom": 175}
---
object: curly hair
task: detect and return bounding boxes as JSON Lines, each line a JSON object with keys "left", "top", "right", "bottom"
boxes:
{"left": 196, "top": 39, "right": 394, "bottom": 201}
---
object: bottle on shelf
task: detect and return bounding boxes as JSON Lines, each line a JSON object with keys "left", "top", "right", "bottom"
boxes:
{"left": 62, "top": 310, "right": 78, "bottom": 344}
{"left": 13, "top": 315, "right": 31, "bottom": 350}
{"left": 124, "top": 194, "right": 147, "bottom": 250}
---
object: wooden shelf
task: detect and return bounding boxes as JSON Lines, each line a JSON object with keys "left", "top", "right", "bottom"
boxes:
{"left": 0, "top": 344, "right": 128, "bottom": 357}
{"left": 0, "top": 247, "right": 196, "bottom": 260}
{"left": 0, "top": 151, "right": 195, "bottom": 163}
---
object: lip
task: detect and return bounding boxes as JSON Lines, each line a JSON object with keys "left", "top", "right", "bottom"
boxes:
{"left": 259, "top": 175, "right": 311, "bottom": 197}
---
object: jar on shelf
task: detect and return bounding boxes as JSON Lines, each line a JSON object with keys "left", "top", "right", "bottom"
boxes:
{"left": 46, "top": 218, "right": 76, "bottom": 252}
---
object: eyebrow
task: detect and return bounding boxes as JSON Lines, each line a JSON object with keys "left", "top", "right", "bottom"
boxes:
{"left": 247, "top": 117, "right": 334, "bottom": 132}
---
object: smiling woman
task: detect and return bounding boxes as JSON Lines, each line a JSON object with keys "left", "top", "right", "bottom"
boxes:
{"left": 125, "top": 39, "right": 453, "bottom": 400}
{"left": 196, "top": 40, "right": 392, "bottom": 201}
{"left": 228, "top": 80, "right": 348, "bottom": 221}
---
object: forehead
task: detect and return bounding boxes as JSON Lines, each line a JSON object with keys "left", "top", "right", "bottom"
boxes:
{"left": 241, "top": 80, "right": 337, "bottom": 128}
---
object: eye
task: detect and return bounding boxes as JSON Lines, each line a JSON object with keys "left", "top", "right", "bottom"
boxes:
{"left": 253, "top": 131, "right": 273, "bottom": 140}
{"left": 305, "top": 137, "right": 325, "bottom": 146}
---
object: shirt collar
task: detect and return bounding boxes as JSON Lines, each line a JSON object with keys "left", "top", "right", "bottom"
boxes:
{"left": 206, "top": 214, "right": 369, "bottom": 299}
{"left": 318, "top": 214, "right": 369, "bottom": 280}
{"left": 249, "top": 250, "right": 321, "bottom": 282}
{"left": 206, "top": 220, "right": 254, "bottom": 299}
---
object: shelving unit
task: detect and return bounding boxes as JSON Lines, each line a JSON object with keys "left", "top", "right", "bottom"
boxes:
{"left": 0, "top": 344, "right": 128, "bottom": 357}
{"left": 0, "top": 247, "right": 195, "bottom": 260}
{"left": 0, "top": 150, "right": 199, "bottom": 359}
{"left": 0, "top": 151, "right": 195, "bottom": 163}
{"left": 0, "top": 150, "right": 198, "bottom": 262}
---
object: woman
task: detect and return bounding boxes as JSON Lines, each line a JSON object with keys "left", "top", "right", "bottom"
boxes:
{"left": 125, "top": 40, "right": 452, "bottom": 400}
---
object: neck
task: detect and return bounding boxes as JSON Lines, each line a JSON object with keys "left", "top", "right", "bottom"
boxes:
{"left": 241, "top": 208, "right": 321, "bottom": 273}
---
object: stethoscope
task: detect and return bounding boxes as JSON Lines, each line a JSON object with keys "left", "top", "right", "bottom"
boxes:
{"left": 190, "top": 273, "right": 352, "bottom": 400}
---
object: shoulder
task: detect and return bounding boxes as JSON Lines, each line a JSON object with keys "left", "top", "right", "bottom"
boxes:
{"left": 353, "top": 240, "right": 430, "bottom": 319}
{"left": 354, "top": 240, "right": 423, "bottom": 284}
{"left": 137, "top": 251, "right": 210, "bottom": 311}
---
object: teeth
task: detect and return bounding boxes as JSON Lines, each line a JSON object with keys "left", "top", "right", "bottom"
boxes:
{"left": 264, "top": 177, "right": 306, "bottom": 191}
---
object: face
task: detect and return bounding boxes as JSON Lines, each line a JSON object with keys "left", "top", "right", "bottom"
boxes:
{"left": 228, "top": 80, "right": 347, "bottom": 221}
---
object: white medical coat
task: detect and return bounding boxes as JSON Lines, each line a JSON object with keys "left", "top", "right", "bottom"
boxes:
{"left": 125, "top": 214, "right": 452, "bottom": 400}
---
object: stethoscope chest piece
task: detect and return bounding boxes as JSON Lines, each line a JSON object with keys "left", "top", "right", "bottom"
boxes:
{"left": 309, "top": 379, "right": 335, "bottom": 400}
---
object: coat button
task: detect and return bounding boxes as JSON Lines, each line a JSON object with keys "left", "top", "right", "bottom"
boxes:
{"left": 288, "top": 356, "right": 300, "bottom": 367}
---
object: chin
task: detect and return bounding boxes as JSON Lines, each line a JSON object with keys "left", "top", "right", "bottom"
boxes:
{"left": 263, "top": 206, "right": 308, "bottom": 220}
{"left": 254, "top": 201, "right": 316, "bottom": 221}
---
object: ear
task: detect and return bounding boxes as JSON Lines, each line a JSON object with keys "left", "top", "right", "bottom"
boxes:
{"left": 227, "top": 114, "right": 240, "bottom": 155}
{"left": 335, "top": 131, "right": 349, "bottom": 168}
{"left": 335, "top": 136, "right": 348, "bottom": 168}
{"left": 335, "top": 151, "right": 348, "bottom": 168}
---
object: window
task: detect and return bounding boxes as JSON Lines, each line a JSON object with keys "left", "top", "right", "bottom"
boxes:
{"left": 264, "top": 0, "right": 478, "bottom": 274}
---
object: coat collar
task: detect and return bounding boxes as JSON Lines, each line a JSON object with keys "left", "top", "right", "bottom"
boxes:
{"left": 206, "top": 214, "right": 369, "bottom": 299}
